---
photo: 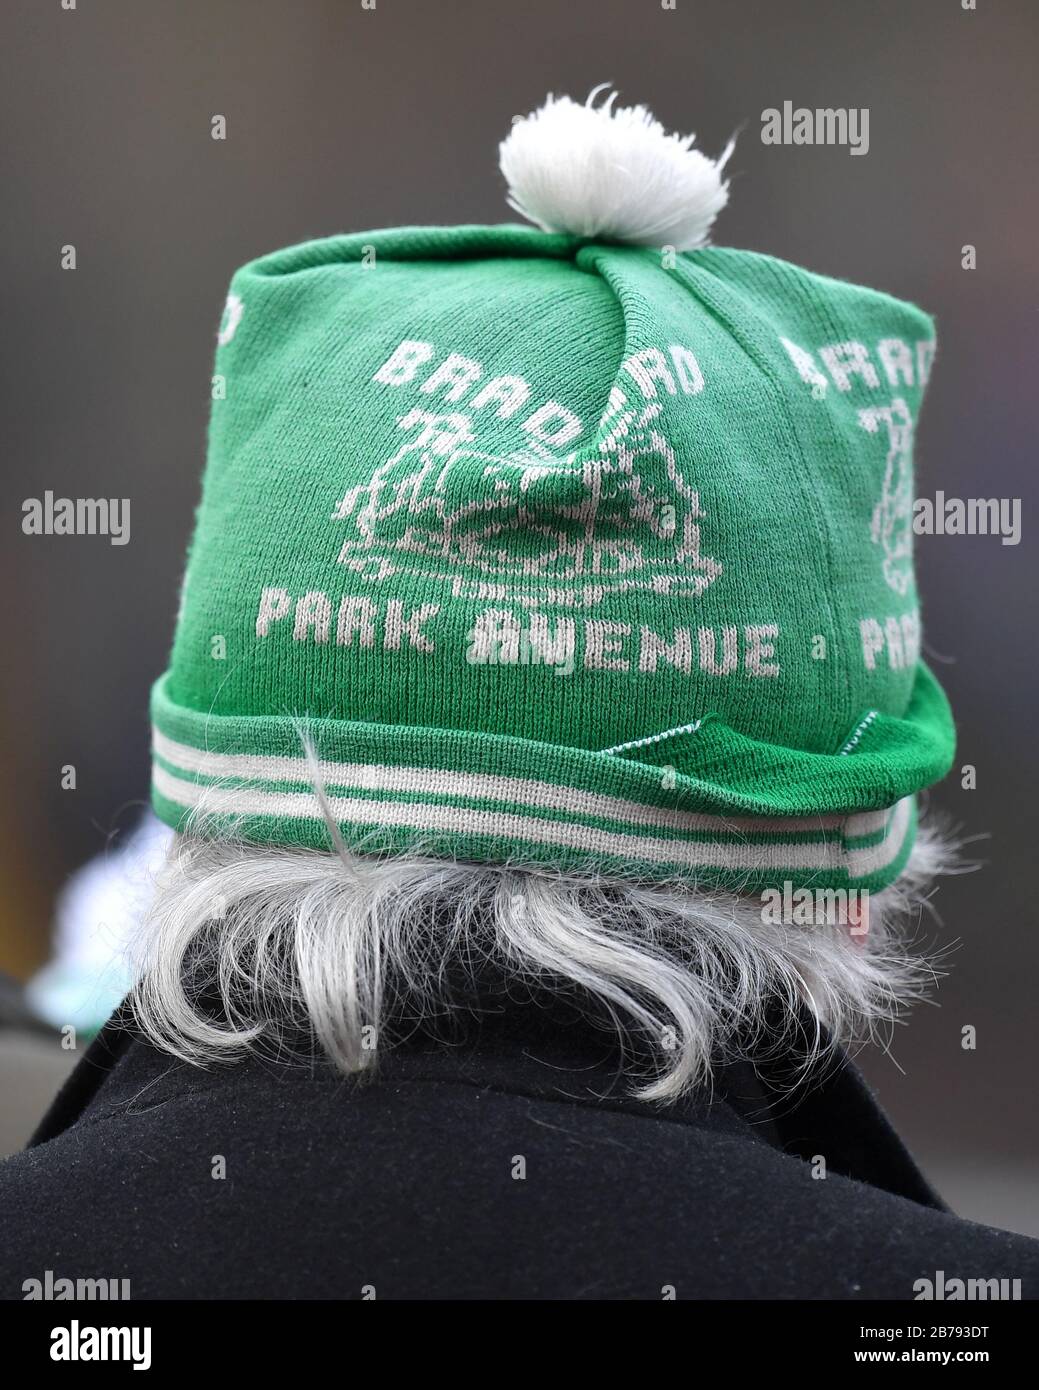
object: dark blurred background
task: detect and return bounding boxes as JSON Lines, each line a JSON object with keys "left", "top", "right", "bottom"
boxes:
{"left": 1, "top": 0, "right": 1036, "bottom": 1229}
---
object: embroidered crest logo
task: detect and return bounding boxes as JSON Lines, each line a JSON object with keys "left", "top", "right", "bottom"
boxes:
{"left": 333, "top": 403, "right": 722, "bottom": 608}
{"left": 859, "top": 397, "right": 914, "bottom": 597}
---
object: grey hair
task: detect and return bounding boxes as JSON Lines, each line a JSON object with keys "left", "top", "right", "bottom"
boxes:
{"left": 127, "top": 809, "right": 960, "bottom": 1103}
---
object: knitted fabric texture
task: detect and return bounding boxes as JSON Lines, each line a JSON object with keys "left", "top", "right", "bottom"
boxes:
{"left": 151, "top": 225, "right": 954, "bottom": 891}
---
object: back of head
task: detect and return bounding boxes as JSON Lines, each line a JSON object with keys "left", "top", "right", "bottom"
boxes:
{"left": 138, "top": 88, "right": 955, "bottom": 1103}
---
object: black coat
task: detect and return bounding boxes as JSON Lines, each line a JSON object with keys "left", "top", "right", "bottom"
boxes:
{"left": 2, "top": 998, "right": 1037, "bottom": 1300}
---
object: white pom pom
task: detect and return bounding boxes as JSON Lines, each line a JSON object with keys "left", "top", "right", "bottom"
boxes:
{"left": 499, "top": 85, "right": 733, "bottom": 251}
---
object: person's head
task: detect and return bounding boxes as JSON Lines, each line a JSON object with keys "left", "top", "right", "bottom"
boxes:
{"left": 133, "top": 90, "right": 956, "bottom": 1100}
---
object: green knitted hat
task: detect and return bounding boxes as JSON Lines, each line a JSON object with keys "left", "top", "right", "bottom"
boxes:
{"left": 151, "top": 90, "right": 954, "bottom": 893}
